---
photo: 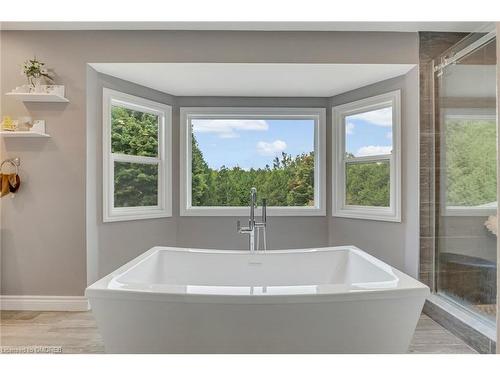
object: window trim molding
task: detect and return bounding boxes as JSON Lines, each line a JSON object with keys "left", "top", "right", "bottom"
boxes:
{"left": 332, "top": 90, "right": 402, "bottom": 222}
{"left": 439, "top": 109, "right": 497, "bottom": 217}
{"left": 102, "top": 88, "right": 172, "bottom": 222}
{"left": 179, "top": 107, "right": 326, "bottom": 217}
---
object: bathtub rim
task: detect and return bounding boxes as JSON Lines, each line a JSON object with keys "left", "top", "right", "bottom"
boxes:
{"left": 86, "top": 245, "right": 429, "bottom": 304}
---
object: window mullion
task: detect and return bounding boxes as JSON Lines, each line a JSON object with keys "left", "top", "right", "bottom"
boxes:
{"left": 111, "top": 153, "right": 161, "bottom": 165}
{"left": 344, "top": 155, "right": 392, "bottom": 164}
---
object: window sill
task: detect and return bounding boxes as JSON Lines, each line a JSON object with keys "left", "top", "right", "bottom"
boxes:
{"left": 180, "top": 206, "right": 326, "bottom": 217}
{"left": 103, "top": 209, "right": 172, "bottom": 223}
{"left": 332, "top": 207, "right": 401, "bottom": 223}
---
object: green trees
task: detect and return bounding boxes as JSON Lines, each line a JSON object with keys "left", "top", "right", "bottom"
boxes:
{"left": 111, "top": 106, "right": 159, "bottom": 207}
{"left": 111, "top": 106, "right": 158, "bottom": 157}
{"left": 345, "top": 161, "right": 390, "bottom": 207}
{"left": 111, "top": 108, "right": 497, "bottom": 210}
{"left": 191, "top": 134, "right": 316, "bottom": 206}
{"left": 445, "top": 119, "right": 497, "bottom": 206}
{"left": 191, "top": 135, "right": 213, "bottom": 205}
{"left": 114, "top": 162, "right": 158, "bottom": 207}
{"left": 288, "top": 152, "right": 315, "bottom": 206}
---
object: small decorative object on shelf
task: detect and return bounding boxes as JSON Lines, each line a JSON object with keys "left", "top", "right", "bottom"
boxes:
{"left": 0, "top": 118, "right": 49, "bottom": 137}
{"left": 1, "top": 116, "right": 18, "bottom": 131}
{"left": 22, "top": 57, "right": 54, "bottom": 91}
{"left": 30, "top": 120, "right": 46, "bottom": 134}
{"left": 17, "top": 116, "right": 33, "bottom": 131}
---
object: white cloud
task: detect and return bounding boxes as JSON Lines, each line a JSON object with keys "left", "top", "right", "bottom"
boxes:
{"left": 256, "top": 140, "right": 287, "bottom": 156}
{"left": 348, "top": 107, "right": 392, "bottom": 127}
{"left": 346, "top": 122, "right": 355, "bottom": 135}
{"left": 386, "top": 131, "right": 393, "bottom": 140}
{"left": 356, "top": 145, "right": 392, "bottom": 157}
{"left": 192, "top": 119, "right": 268, "bottom": 138}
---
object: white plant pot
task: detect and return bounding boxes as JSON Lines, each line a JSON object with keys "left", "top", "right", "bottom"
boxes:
{"left": 30, "top": 77, "right": 44, "bottom": 93}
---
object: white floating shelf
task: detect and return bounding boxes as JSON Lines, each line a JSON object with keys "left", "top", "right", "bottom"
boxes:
{"left": 5, "top": 92, "right": 69, "bottom": 103}
{"left": 0, "top": 131, "right": 50, "bottom": 138}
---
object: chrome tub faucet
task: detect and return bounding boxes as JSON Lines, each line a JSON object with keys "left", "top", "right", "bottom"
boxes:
{"left": 237, "top": 187, "right": 267, "bottom": 252}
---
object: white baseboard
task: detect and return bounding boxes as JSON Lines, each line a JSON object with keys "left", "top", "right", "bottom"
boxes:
{"left": 0, "top": 295, "right": 89, "bottom": 311}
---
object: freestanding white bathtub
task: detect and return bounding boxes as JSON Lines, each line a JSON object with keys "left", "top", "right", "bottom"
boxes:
{"left": 86, "top": 246, "right": 429, "bottom": 353}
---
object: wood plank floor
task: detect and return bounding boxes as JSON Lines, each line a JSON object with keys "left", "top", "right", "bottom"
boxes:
{"left": 0, "top": 311, "right": 477, "bottom": 354}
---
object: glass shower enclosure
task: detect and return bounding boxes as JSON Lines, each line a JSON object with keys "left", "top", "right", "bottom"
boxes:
{"left": 433, "top": 31, "right": 497, "bottom": 328}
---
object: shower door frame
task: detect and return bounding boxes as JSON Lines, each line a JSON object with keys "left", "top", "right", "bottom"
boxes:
{"left": 425, "top": 30, "right": 498, "bottom": 348}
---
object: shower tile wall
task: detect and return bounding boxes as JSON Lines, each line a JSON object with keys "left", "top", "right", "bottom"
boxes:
{"left": 418, "top": 32, "right": 468, "bottom": 288}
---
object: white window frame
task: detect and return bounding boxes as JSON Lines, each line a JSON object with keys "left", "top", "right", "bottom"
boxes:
{"left": 332, "top": 90, "right": 401, "bottom": 222}
{"left": 102, "top": 88, "right": 172, "bottom": 222}
{"left": 180, "top": 107, "right": 326, "bottom": 216}
{"left": 440, "top": 108, "right": 497, "bottom": 217}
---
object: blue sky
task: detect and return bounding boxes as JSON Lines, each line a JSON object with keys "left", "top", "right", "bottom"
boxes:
{"left": 345, "top": 106, "right": 393, "bottom": 157}
{"left": 192, "top": 119, "right": 315, "bottom": 169}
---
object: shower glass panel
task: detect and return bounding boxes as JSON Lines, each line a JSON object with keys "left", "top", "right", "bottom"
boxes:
{"left": 435, "top": 36, "right": 497, "bottom": 325}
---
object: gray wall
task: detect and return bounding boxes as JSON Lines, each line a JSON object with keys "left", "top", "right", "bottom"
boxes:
{"left": 328, "top": 69, "right": 420, "bottom": 276}
{"left": 0, "top": 30, "right": 419, "bottom": 296}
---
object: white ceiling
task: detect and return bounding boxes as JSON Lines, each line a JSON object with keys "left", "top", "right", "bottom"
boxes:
{"left": 90, "top": 63, "right": 416, "bottom": 97}
{"left": 0, "top": 21, "right": 492, "bottom": 32}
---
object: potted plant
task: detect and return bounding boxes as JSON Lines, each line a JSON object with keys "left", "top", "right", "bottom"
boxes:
{"left": 22, "top": 57, "right": 53, "bottom": 92}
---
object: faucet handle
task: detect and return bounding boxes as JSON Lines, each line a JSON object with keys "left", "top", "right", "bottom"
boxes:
{"left": 262, "top": 198, "right": 267, "bottom": 224}
{"left": 236, "top": 219, "right": 241, "bottom": 232}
